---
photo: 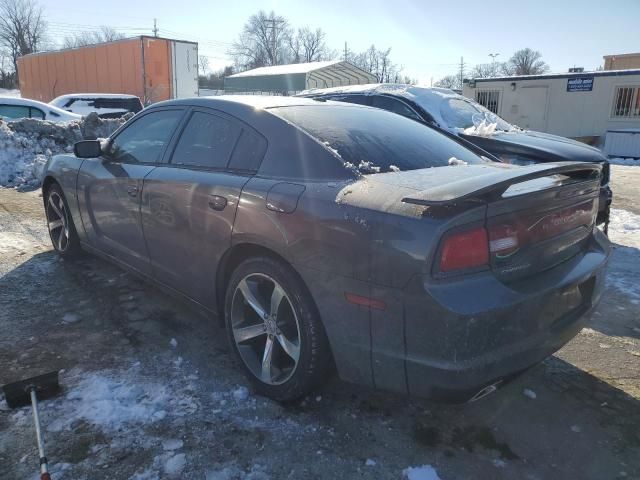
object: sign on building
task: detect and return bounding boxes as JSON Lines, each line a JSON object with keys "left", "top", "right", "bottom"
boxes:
{"left": 567, "top": 77, "right": 594, "bottom": 92}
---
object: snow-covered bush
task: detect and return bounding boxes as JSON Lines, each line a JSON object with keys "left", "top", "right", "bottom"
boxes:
{"left": 0, "top": 112, "right": 129, "bottom": 189}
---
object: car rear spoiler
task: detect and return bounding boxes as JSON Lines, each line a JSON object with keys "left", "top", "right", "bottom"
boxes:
{"left": 401, "top": 162, "right": 601, "bottom": 207}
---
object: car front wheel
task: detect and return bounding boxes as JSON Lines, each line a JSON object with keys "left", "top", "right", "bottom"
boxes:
{"left": 225, "top": 256, "right": 331, "bottom": 402}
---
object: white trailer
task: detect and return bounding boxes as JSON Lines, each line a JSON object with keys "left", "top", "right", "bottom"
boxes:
{"left": 462, "top": 69, "right": 640, "bottom": 153}
{"left": 171, "top": 40, "right": 199, "bottom": 99}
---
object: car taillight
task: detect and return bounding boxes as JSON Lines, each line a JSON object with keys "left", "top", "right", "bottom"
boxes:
{"left": 439, "top": 227, "right": 489, "bottom": 273}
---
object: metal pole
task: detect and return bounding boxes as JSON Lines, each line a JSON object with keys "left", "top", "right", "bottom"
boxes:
{"left": 30, "top": 389, "right": 50, "bottom": 479}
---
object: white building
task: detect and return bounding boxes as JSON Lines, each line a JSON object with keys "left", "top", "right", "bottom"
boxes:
{"left": 462, "top": 69, "right": 640, "bottom": 155}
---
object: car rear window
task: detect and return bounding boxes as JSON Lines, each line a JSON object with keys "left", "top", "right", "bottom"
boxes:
{"left": 270, "top": 105, "right": 485, "bottom": 173}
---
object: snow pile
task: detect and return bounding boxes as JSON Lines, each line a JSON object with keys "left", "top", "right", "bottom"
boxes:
{"left": 463, "top": 119, "right": 497, "bottom": 137}
{"left": 402, "top": 465, "right": 441, "bottom": 480}
{"left": 0, "top": 88, "right": 20, "bottom": 97}
{"left": 0, "top": 112, "right": 127, "bottom": 189}
{"left": 608, "top": 157, "right": 639, "bottom": 166}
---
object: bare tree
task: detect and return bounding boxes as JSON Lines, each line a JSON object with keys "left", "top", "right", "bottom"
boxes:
{"left": 0, "top": 0, "right": 47, "bottom": 80}
{"left": 505, "top": 48, "right": 549, "bottom": 75}
{"left": 434, "top": 74, "right": 462, "bottom": 90}
{"left": 198, "top": 54, "right": 210, "bottom": 77}
{"left": 62, "top": 26, "right": 125, "bottom": 49}
{"left": 229, "top": 10, "right": 292, "bottom": 70}
{"left": 350, "top": 45, "right": 401, "bottom": 83}
{"left": 469, "top": 62, "right": 502, "bottom": 78}
{"left": 297, "top": 27, "right": 331, "bottom": 63}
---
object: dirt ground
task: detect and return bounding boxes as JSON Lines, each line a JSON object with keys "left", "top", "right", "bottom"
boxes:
{"left": 0, "top": 166, "right": 639, "bottom": 480}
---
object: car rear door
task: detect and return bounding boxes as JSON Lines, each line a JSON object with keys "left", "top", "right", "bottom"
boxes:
{"left": 140, "top": 107, "right": 266, "bottom": 308}
{"left": 77, "top": 108, "right": 185, "bottom": 275}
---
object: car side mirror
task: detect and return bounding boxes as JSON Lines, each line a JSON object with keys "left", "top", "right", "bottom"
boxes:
{"left": 74, "top": 140, "right": 102, "bottom": 158}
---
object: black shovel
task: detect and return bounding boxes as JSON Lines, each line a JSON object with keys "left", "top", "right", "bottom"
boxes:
{"left": 2, "top": 371, "right": 60, "bottom": 480}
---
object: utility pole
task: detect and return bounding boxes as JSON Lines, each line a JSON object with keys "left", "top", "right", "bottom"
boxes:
{"left": 344, "top": 42, "right": 348, "bottom": 62}
{"left": 459, "top": 56, "right": 465, "bottom": 90}
{"left": 266, "top": 18, "right": 285, "bottom": 65}
{"left": 153, "top": 18, "right": 158, "bottom": 37}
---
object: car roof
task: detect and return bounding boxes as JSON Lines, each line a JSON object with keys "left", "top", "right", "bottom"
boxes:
{"left": 52, "top": 93, "right": 141, "bottom": 100}
{"left": 156, "top": 95, "right": 338, "bottom": 109}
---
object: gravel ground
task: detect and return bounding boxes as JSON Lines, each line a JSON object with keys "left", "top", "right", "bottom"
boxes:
{"left": 0, "top": 166, "right": 639, "bottom": 480}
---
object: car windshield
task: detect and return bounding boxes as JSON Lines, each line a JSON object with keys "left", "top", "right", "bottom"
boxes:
{"left": 441, "top": 97, "right": 516, "bottom": 132}
{"left": 271, "top": 104, "right": 488, "bottom": 174}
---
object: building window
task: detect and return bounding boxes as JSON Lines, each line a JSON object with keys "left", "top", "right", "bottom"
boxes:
{"left": 612, "top": 86, "right": 640, "bottom": 118}
{"left": 475, "top": 90, "right": 500, "bottom": 114}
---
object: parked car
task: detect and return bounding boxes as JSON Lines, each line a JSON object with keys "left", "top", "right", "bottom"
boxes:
{"left": 298, "top": 84, "right": 612, "bottom": 229}
{"left": 50, "top": 93, "right": 143, "bottom": 119}
{"left": 41, "top": 96, "right": 610, "bottom": 402}
{"left": 0, "top": 96, "right": 81, "bottom": 122}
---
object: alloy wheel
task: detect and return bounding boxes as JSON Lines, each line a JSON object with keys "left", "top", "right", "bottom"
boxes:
{"left": 46, "top": 191, "right": 70, "bottom": 252}
{"left": 230, "top": 273, "right": 301, "bottom": 385}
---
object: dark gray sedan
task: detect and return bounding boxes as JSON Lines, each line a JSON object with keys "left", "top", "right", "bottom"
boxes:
{"left": 41, "top": 96, "right": 610, "bottom": 402}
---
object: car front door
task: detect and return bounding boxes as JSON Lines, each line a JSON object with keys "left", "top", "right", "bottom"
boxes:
{"left": 77, "top": 108, "right": 185, "bottom": 275}
{"left": 141, "top": 108, "right": 266, "bottom": 308}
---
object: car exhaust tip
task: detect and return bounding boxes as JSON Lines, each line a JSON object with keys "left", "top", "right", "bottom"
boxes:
{"left": 467, "top": 380, "right": 503, "bottom": 403}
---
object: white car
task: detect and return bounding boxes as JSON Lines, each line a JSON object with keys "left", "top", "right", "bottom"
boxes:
{"left": 0, "top": 96, "right": 82, "bottom": 122}
{"left": 50, "top": 93, "right": 143, "bottom": 119}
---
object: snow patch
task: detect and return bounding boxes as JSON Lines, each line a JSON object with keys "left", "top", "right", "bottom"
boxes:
{"left": 232, "top": 386, "right": 250, "bottom": 402}
{"left": 164, "top": 453, "right": 186, "bottom": 477}
{"left": 47, "top": 373, "right": 170, "bottom": 432}
{"left": 162, "top": 439, "right": 184, "bottom": 451}
{"left": 365, "top": 458, "right": 377, "bottom": 466}
{"left": 205, "top": 464, "right": 270, "bottom": 480}
{"left": 447, "top": 157, "right": 468, "bottom": 166}
{"left": 463, "top": 119, "right": 497, "bottom": 137}
{"left": 523, "top": 388, "right": 537, "bottom": 399}
{"left": 169, "top": 338, "right": 178, "bottom": 348}
{"left": 402, "top": 465, "right": 441, "bottom": 480}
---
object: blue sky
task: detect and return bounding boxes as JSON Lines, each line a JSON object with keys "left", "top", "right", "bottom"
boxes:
{"left": 45, "top": 0, "right": 640, "bottom": 83}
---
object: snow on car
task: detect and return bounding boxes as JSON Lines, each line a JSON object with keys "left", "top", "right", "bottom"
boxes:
{"left": 50, "top": 93, "right": 143, "bottom": 119}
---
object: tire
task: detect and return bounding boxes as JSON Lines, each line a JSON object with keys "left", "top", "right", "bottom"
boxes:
{"left": 44, "top": 183, "right": 83, "bottom": 259}
{"left": 224, "top": 256, "right": 332, "bottom": 402}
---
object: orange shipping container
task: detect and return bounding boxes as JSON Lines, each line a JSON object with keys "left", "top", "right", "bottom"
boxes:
{"left": 17, "top": 36, "right": 198, "bottom": 104}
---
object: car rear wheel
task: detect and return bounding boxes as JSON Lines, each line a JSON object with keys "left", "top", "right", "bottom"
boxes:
{"left": 225, "top": 256, "right": 331, "bottom": 402}
{"left": 45, "top": 183, "right": 82, "bottom": 259}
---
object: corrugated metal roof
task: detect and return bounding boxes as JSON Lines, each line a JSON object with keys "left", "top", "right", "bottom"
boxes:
{"left": 228, "top": 60, "right": 342, "bottom": 78}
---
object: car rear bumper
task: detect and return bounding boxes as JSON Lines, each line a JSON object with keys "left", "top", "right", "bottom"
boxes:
{"left": 400, "top": 228, "right": 610, "bottom": 402}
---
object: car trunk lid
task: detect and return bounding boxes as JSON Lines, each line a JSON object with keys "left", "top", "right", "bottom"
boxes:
{"left": 400, "top": 162, "right": 602, "bottom": 281}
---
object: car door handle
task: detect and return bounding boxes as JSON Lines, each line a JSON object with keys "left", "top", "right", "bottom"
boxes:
{"left": 127, "top": 185, "right": 138, "bottom": 198}
{"left": 208, "top": 195, "right": 227, "bottom": 211}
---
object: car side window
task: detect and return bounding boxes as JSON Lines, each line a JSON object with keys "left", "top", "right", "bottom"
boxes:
{"left": 171, "top": 111, "right": 241, "bottom": 169}
{"left": 228, "top": 128, "right": 267, "bottom": 172}
{"left": 331, "top": 94, "right": 371, "bottom": 106}
{"left": 108, "top": 109, "right": 183, "bottom": 164}
{"left": 31, "top": 108, "right": 45, "bottom": 119}
{"left": 0, "top": 104, "right": 31, "bottom": 120}
{"left": 372, "top": 96, "right": 422, "bottom": 121}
